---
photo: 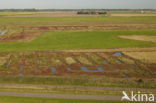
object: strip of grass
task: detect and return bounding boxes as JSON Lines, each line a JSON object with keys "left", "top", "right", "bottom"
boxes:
{"left": 0, "top": 30, "right": 156, "bottom": 51}
{"left": 0, "top": 96, "right": 146, "bottom": 103}
{"left": 0, "top": 12, "right": 38, "bottom": 16}
{"left": 0, "top": 16, "right": 156, "bottom": 22}
{"left": 0, "top": 76, "right": 155, "bottom": 89}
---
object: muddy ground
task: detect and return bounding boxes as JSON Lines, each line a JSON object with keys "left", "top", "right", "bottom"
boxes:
{"left": 0, "top": 50, "right": 155, "bottom": 78}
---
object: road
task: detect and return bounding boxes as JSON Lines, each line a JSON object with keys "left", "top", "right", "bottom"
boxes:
{"left": 0, "top": 92, "right": 121, "bottom": 101}
{"left": 0, "top": 84, "right": 155, "bottom": 101}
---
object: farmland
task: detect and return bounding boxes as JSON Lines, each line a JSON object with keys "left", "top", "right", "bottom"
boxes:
{"left": 0, "top": 11, "right": 156, "bottom": 102}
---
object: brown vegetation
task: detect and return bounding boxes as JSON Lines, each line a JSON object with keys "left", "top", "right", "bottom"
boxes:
{"left": 0, "top": 51, "right": 155, "bottom": 78}
{"left": 119, "top": 35, "right": 156, "bottom": 43}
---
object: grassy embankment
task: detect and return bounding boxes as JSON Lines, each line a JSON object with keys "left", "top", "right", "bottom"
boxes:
{"left": 0, "top": 76, "right": 155, "bottom": 89}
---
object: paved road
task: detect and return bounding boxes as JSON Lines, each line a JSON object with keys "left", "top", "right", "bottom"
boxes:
{"left": 0, "top": 92, "right": 121, "bottom": 101}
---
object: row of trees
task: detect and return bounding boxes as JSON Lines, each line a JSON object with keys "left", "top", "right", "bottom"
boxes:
{"left": 77, "top": 11, "right": 107, "bottom": 15}
{"left": 0, "top": 9, "right": 37, "bottom": 12}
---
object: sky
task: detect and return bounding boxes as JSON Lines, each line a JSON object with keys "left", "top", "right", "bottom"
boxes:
{"left": 0, "top": 0, "right": 156, "bottom": 9}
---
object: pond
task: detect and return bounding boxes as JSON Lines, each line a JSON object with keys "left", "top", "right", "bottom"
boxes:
{"left": 112, "top": 52, "right": 123, "bottom": 56}
{"left": 0, "top": 29, "right": 6, "bottom": 36}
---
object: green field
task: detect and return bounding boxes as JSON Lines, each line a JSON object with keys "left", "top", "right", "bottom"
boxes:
{"left": 0, "top": 16, "right": 156, "bottom": 22}
{"left": 0, "top": 75, "right": 155, "bottom": 89}
{"left": 0, "top": 12, "right": 39, "bottom": 16}
{"left": 0, "top": 31, "right": 156, "bottom": 51}
{"left": 0, "top": 14, "right": 156, "bottom": 102}
{"left": 0, "top": 16, "right": 156, "bottom": 51}
{"left": 0, "top": 96, "right": 146, "bottom": 103}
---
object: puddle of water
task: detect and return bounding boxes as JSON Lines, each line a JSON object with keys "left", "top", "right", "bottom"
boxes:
{"left": 81, "top": 66, "right": 89, "bottom": 71}
{"left": 18, "top": 73, "right": 24, "bottom": 76}
{"left": 67, "top": 67, "right": 82, "bottom": 72}
{"left": 124, "top": 75, "right": 130, "bottom": 79}
{"left": 6, "top": 63, "right": 9, "bottom": 69}
{"left": 81, "top": 66, "right": 104, "bottom": 72}
{"left": 104, "top": 60, "right": 109, "bottom": 64}
{"left": 20, "top": 65, "right": 23, "bottom": 72}
{"left": 0, "top": 29, "right": 6, "bottom": 36}
{"left": 35, "top": 68, "right": 39, "bottom": 72}
{"left": 51, "top": 67, "right": 56, "bottom": 74}
{"left": 67, "top": 67, "right": 72, "bottom": 71}
{"left": 78, "top": 62, "right": 81, "bottom": 64}
{"left": 98, "top": 67, "right": 104, "bottom": 71}
{"left": 116, "top": 60, "right": 123, "bottom": 64}
{"left": 113, "top": 52, "right": 122, "bottom": 56}
{"left": 18, "top": 65, "right": 24, "bottom": 76}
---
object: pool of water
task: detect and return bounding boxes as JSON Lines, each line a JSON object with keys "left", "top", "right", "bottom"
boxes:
{"left": 78, "top": 62, "right": 81, "bottom": 64}
{"left": 67, "top": 67, "right": 72, "bottom": 71}
{"left": 124, "top": 74, "right": 130, "bottom": 79}
{"left": 0, "top": 29, "right": 6, "bottom": 36}
{"left": 81, "top": 66, "right": 104, "bottom": 72}
{"left": 20, "top": 65, "right": 23, "bottom": 72}
{"left": 51, "top": 67, "right": 56, "bottom": 74}
{"left": 97, "top": 67, "right": 104, "bottom": 71}
{"left": 67, "top": 67, "right": 82, "bottom": 72}
{"left": 81, "top": 66, "right": 88, "bottom": 71}
{"left": 112, "top": 52, "right": 122, "bottom": 56}
{"left": 35, "top": 68, "right": 39, "bottom": 72}
{"left": 17, "top": 65, "right": 24, "bottom": 76}
{"left": 104, "top": 60, "right": 110, "bottom": 64}
{"left": 116, "top": 59, "right": 123, "bottom": 64}
{"left": 18, "top": 73, "right": 24, "bottom": 76}
{"left": 6, "top": 63, "right": 9, "bottom": 69}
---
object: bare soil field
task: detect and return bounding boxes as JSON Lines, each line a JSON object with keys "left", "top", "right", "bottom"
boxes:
{"left": 111, "top": 14, "right": 156, "bottom": 17}
{"left": 0, "top": 30, "right": 41, "bottom": 42}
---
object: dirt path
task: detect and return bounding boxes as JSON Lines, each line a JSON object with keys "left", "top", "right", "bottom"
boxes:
{"left": 44, "top": 47, "right": 156, "bottom": 53}
{"left": 0, "top": 92, "right": 121, "bottom": 101}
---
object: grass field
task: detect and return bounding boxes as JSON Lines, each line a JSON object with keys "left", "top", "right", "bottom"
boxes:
{"left": 0, "top": 96, "right": 147, "bottom": 103}
{"left": 0, "top": 16, "right": 156, "bottom": 23}
{"left": 0, "top": 96, "right": 107, "bottom": 103}
{"left": 0, "top": 75, "right": 155, "bottom": 89}
{"left": 0, "top": 12, "right": 39, "bottom": 16}
{"left": 0, "top": 31, "right": 156, "bottom": 51}
{"left": 0, "top": 12, "right": 156, "bottom": 102}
